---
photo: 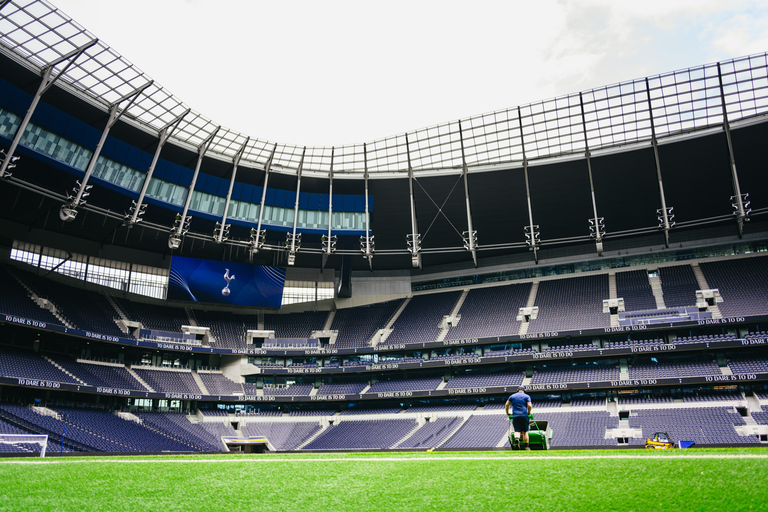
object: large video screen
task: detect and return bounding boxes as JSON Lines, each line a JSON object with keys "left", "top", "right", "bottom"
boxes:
{"left": 167, "top": 256, "right": 285, "bottom": 308}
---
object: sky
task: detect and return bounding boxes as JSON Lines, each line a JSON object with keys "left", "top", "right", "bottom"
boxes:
{"left": 51, "top": 0, "right": 768, "bottom": 147}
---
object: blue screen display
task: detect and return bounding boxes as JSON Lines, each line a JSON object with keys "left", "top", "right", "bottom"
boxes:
{"left": 167, "top": 256, "right": 285, "bottom": 308}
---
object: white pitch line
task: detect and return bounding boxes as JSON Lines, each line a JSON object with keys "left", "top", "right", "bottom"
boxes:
{"left": 2, "top": 454, "right": 768, "bottom": 465}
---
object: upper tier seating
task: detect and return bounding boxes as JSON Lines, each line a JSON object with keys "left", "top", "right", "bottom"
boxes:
{"left": 264, "top": 311, "right": 328, "bottom": 339}
{"left": 330, "top": 299, "right": 404, "bottom": 349}
{"left": 0, "top": 265, "right": 62, "bottom": 326}
{"left": 445, "top": 282, "right": 531, "bottom": 340}
{"left": 615, "top": 269, "right": 657, "bottom": 312}
{"left": 190, "top": 309, "right": 257, "bottom": 349}
{"left": 14, "top": 269, "right": 126, "bottom": 338}
{"left": 657, "top": 265, "right": 699, "bottom": 308}
{"left": 111, "top": 297, "right": 190, "bottom": 333}
{"left": 386, "top": 291, "right": 462, "bottom": 345}
{"left": 527, "top": 274, "right": 611, "bottom": 333}
{"left": 699, "top": 256, "right": 768, "bottom": 317}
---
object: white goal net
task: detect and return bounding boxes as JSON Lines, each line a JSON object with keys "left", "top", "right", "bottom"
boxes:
{"left": 0, "top": 434, "right": 48, "bottom": 457}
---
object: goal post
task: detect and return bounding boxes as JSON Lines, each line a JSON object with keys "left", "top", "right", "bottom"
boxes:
{"left": 0, "top": 434, "right": 48, "bottom": 457}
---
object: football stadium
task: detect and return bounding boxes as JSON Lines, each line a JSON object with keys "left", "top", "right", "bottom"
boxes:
{"left": 1, "top": 1, "right": 768, "bottom": 510}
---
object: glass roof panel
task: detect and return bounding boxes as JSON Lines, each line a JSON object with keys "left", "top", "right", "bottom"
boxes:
{"left": 2, "top": 0, "right": 768, "bottom": 177}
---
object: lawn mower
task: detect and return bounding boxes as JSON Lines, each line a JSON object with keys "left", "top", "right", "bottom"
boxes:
{"left": 644, "top": 431, "right": 676, "bottom": 449}
{"left": 508, "top": 414, "right": 552, "bottom": 450}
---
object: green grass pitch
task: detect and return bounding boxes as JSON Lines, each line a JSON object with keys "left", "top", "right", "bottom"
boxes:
{"left": 0, "top": 449, "right": 766, "bottom": 511}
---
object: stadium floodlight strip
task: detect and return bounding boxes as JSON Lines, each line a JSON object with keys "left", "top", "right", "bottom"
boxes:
{"left": 0, "top": 434, "right": 48, "bottom": 457}
{"left": 1, "top": 1, "right": 768, "bottom": 178}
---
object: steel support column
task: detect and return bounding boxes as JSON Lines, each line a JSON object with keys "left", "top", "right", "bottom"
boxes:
{"left": 458, "top": 121, "right": 478, "bottom": 266}
{"left": 322, "top": 147, "right": 337, "bottom": 267}
{"left": 579, "top": 93, "right": 605, "bottom": 255}
{"left": 125, "top": 108, "right": 189, "bottom": 227}
{"left": 168, "top": 126, "right": 220, "bottom": 249}
{"left": 405, "top": 134, "right": 421, "bottom": 269}
{"left": 60, "top": 80, "right": 152, "bottom": 221}
{"left": 0, "top": 39, "right": 98, "bottom": 178}
{"left": 645, "top": 78, "right": 674, "bottom": 248}
{"left": 215, "top": 137, "right": 249, "bottom": 243}
{"left": 517, "top": 107, "right": 540, "bottom": 264}
{"left": 717, "top": 63, "right": 751, "bottom": 237}
{"left": 361, "top": 143, "right": 374, "bottom": 270}
{"left": 286, "top": 147, "right": 307, "bottom": 265}
{"left": 251, "top": 144, "right": 278, "bottom": 255}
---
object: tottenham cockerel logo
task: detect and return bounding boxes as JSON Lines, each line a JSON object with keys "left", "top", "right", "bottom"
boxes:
{"left": 222, "top": 268, "right": 235, "bottom": 297}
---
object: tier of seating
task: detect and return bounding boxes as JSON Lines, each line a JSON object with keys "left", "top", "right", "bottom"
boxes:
{"left": 0, "top": 265, "right": 62, "bottom": 327}
{"left": 386, "top": 292, "right": 462, "bottom": 345}
{"left": 2, "top": 343, "right": 763, "bottom": 397}
{"left": 526, "top": 274, "right": 610, "bottom": 333}
{"left": 530, "top": 365, "right": 621, "bottom": 384}
{"left": 444, "top": 282, "right": 531, "bottom": 340}
{"left": 264, "top": 311, "right": 328, "bottom": 339}
{"left": 443, "top": 371, "right": 524, "bottom": 389}
{"left": 303, "top": 419, "right": 416, "bottom": 450}
{"left": 1, "top": 398, "right": 764, "bottom": 452}
{"left": 544, "top": 411, "right": 619, "bottom": 447}
{"left": 657, "top": 265, "right": 700, "bottom": 308}
{"left": 627, "top": 361, "right": 721, "bottom": 380}
{"left": 615, "top": 269, "right": 657, "bottom": 312}
{"left": 330, "top": 299, "right": 404, "bottom": 349}
{"left": 627, "top": 407, "right": 759, "bottom": 446}
{"left": 2, "top": 256, "right": 766, "bottom": 350}
{"left": 17, "top": 269, "right": 127, "bottom": 338}
{"left": 700, "top": 257, "right": 768, "bottom": 317}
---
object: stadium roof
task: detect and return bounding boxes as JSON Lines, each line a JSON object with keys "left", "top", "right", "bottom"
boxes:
{"left": 2, "top": 0, "right": 768, "bottom": 180}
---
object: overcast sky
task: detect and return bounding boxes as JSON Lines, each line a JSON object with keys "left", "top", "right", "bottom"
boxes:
{"left": 52, "top": 0, "right": 768, "bottom": 147}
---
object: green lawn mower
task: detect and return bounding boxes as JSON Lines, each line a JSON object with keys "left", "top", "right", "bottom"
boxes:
{"left": 508, "top": 414, "right": 552, "bottom": 450}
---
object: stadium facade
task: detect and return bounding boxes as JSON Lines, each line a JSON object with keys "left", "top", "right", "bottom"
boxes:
{"left": 0, "top": 1, "right": 767, "bottom": 453}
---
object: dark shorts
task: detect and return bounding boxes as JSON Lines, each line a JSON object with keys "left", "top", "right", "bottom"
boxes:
{"left": 513, "top": 415, "right": 529, "bottom": 433}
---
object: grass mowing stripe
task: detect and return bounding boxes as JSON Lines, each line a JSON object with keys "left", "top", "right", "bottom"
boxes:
{"left": 0, "top": 450, "right": 766, "bottom": 511}
{"left": 3, "top": 453, "right": 768, "bottom": 464}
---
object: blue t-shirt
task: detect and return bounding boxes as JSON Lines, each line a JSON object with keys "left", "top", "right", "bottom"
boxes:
{"left": 507, "top": 391, "right": 532, "bottom": 417}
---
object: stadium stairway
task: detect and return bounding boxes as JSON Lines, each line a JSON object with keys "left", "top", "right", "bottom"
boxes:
{"left": 608, "top": 272, "right": 617, "bottom": 299}
{"left": 105, "top": 294, "right": 132, "bottom": 336}
{"left": 649, "top": 273, "right": 667, "bottom": 309}
{"left": 191, "top": 371, "right": 210, "bottom": 395}
{"left": 436, "top": 416, "right": 471, "bottom": 450}
{"left": 322, "top": 310, "right": 335, "bottom": 331}
{"left": 43, "top": 356, "right": 87, "bottom": 385}
{"left": 295, "top": 421, "right": 330, "bottom": 450}
{"left": 126, "top": 367, "right": 155, "bottom": 392}
{"left": 517, "top": 282, "right": 540, "bottom": 336}
{"left": 436, "top": 290, "right": 469, "bottom": 342}
{"left": 692, "top": 264, "right": 723, "bottom": 319}
{"left": 390, "top": 421, "right": 423, "bottom": 449}
{"left": 9, "top": 269, "right": 75, "bottom": 329}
